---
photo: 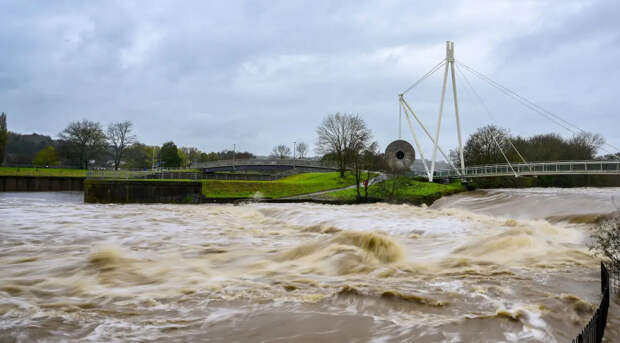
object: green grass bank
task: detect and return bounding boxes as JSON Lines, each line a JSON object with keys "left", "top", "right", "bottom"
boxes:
{"left": 200, "top": 171, "right": 359, "bottom": 198}
{"left": 82, "top": 172, "right": 465, "bottom": 205}
{"left": 0, "top": 167, "right": 86, "bottom": 178}
{"left": 324, "top": 177, "right": 466, "bottom": 205}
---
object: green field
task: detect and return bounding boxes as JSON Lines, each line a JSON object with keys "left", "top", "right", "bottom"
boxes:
{"left": 0, "top": 167, "right": 86, "bottom": 178}
{"left": 201, "top": 171, "right": 362, "bottom": 198}
{"left": 325, "top": 177, "right": 465, "bottom": 202}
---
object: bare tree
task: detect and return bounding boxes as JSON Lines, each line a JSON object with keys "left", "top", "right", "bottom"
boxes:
{"left": 106, "top": 121, "right": 136, "bottom": 170}
{"left": 569, "top": 132, "right": 605, "bottom": 159}
{"left": 590, "top": 212, "right": 620, "bottom": 268}
{"left": 0, "top": 113, "right": 7, "bottom": 165}
{"left": 58, "top": 119, "right": 106, "bottom": 169}
{"left": 271, "top": 145, "right": 291, "bottom": 159}
{"left": 316, "top": 113, "right": 371, "bottom": 178}
{"left": 463, "top": 125, "right": 511, "bottom": 165}
{"left": 296, "top": 142, "right": 308, "bottom": 159}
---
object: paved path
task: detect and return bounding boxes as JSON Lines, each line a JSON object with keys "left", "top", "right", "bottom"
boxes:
{"left": 281, "top": 173, "right": 388, "bottom": 200}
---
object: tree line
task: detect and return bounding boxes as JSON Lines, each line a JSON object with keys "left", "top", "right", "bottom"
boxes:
{"left": 453, "top": 124, "right": 611, "bottom": 166}
{"left": 0, "top": 114, "right": 254, "bottom": 169}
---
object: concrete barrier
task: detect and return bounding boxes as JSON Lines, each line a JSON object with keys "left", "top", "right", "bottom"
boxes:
{"left": 84, "top": 180, "right": 203, "bottom": 204}
{"left": 0, "top": 176, "right": 84, "bottom": 192}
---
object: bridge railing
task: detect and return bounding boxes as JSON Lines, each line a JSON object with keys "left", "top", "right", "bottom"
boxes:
{"left": 193, "top": 158, "right": 338, "bottom": 169}
{"left": 424, "top": 160, "right": 620, "bottom": 178}
{"left": 571, "top": 262, "right": 612, "bottom": 343}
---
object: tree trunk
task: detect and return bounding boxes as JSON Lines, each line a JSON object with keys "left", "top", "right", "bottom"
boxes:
{"left": 354, "top": 159, "right": 361, "bottom": 200}
{"left": 364, "top": 170, "right": 369, "bottom": 200}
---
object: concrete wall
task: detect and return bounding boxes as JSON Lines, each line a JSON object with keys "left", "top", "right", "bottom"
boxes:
{"left": 136, "top": 172, "right": 279, "bottom": 181}
{"left": 0, "top": 176, "right": 84, "bottom": 192}
{"left": 84, "top": 180, "right": 203, "bottom": 204}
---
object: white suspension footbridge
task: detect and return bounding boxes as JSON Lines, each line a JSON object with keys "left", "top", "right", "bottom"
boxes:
{"left": 391, "top": 41, "right": 620, "bottom": 181}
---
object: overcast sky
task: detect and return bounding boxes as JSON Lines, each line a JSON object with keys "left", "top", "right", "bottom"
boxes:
{"left": 1, "top": 0, "right": 618, "bottom": 158}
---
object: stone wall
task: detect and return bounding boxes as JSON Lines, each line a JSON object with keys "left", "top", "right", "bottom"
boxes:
{"left": 0, "top": 176, "right": 84, "bottom": 192}
{"left": 84, "top": 180, "right": 203, "bottom": 204}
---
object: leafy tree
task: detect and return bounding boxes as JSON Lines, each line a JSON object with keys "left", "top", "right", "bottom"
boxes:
{"left": 32, "top": 146, "right": 60, "bottom": 166}
{"left": 0, "top": 112, "right": 6, "bottom": 164}
{"left": 296, "top": 142, "right": 308, "bottom": 159}
{"left": 271, "top": 144, "right": 291, "bottom": 159}
{"left": 178, "top": 149, "right": 188, "bottom": 168}
{"left": 160, "top": 141, "right": 181, "bottom": 168}
{"left": 124, "top": 143, "right": 158, "bottom": 169}
{"left": 316, "top": 112, "right": 371, "bottom": 178}
{"left": 106, "top": 121, "right": 136, "bottom": 170}
{"left": 180, "top": 147, "right": 202, "bottom": 167}
{"left": 58, "top": 119, "right": 106, "bottom": 169}
{"left": 217, "top": 150, "right": 254, "bottom": 160}
{"left": 199, "top": 152, "right": 219, "bottom": 162}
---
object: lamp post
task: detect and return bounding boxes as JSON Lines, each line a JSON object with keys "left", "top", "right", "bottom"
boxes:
{"left": 293, "top": 141, "right": 296, "bottom": 168}
{"left": 233, "top": 143, "right": 236, "bottom": 171}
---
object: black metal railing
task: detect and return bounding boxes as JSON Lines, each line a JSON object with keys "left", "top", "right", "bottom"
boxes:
{"left": 571, "top": 262, "right": 611, "bottom": 343}
{"left": 609, "top": 265, "right": 620, "bottom": 294}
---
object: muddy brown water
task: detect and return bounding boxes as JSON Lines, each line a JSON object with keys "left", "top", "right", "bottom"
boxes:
{"left": 1, "top": 188, "right": 619, "bottom": 342}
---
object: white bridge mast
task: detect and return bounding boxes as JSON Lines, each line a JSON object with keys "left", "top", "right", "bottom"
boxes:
{"left": 399, "top": 41, "right": 465, "bottom": 181}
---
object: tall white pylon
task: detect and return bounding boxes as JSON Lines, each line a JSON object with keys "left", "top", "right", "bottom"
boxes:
{"left": 399, "top": 41, "right": 465, "bottom": 181}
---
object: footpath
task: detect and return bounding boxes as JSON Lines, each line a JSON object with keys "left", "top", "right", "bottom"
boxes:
{"left": 281, "top": 173, "right": 388, "bottom": 200}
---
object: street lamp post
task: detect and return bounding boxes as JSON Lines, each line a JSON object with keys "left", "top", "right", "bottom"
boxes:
{"left": 293, "top": 141, "right": 296, "bottom": 168}
{"left": 233, "top": 143, "right": 236, "bottom": 171}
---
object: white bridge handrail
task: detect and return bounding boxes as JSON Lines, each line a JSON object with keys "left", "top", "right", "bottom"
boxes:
{"left": 416, "top": 160, "right": 620, "bottom": 178}
{"left": 193, "top": 158, "right": 338, "bottom": 169}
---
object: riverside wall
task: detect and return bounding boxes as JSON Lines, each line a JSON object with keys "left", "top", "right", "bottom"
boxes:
{"left": 84, "top": 180, "right": 203, "bottom": 204}
{"left": 0, "top": 176, "right": 84, "bottom": 192}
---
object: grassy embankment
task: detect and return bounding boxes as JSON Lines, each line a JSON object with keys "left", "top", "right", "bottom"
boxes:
{"left": 0, "top": 167, "right": 86, "bottom": 177}
{"left": 201, "top": 171, "right": 361, "bottom": 198}
{"left": 324, "top": 176, "right": 465, "bottom": 204}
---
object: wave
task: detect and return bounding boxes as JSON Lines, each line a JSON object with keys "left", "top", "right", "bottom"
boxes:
{"left": 275, "top": 231, "right": 403, "bottom": 275}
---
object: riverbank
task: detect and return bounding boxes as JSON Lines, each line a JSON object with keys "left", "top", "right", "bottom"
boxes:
{"left": 84, "top": 173, "right": 465, "bottom": 205}
{"left": 0, "top": 175, "right": 84, "bottom": 191}
{"left": 84, "top": 172, "right": 364, "bottom": 203}
{"left": 471, "top": 174, "right": 620, "bottom": 188}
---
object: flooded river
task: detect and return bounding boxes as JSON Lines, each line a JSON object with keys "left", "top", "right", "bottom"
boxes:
{"left": 1, "top": 189, "right": 619, "bottom": 342}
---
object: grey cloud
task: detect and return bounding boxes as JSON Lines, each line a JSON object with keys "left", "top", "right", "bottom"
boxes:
{"left": 0, "top": 0, "right": 618, "bottom": 157}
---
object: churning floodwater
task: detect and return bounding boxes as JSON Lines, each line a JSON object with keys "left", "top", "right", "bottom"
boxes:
{"left": 1, "top": 189, "right": 619, "bottom": 342}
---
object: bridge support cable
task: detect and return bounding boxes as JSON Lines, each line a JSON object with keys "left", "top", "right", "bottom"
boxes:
{"left": 402, "top": 59, "right": 447, "bottom": 95}
{"left": 398, "top": 58, "right": 446, "bottom": 162}
{"left": 399, "top": 42, "right": 466, "bottom": 181}
{"left": 456, "top": 61, "right": 620, "bottom": 158}
{"left": 400, "top": 99, "right": 431, "bottom": 179}
{"left": 454, "top": 63, "right": 527, "bottom": 176}
{"left": 400, "top": 96, "right": 462, "bottom": 179}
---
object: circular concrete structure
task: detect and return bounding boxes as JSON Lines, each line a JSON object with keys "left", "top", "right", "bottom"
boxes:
{"left": 385, "top": 139, "right": 415, "bottom": 171}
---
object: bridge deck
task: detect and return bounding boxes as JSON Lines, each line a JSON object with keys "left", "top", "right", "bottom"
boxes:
{"left": 193, "top": 158, "right": 338, "bottom": 172}
{"left": 416, "top": 160, "right": 620, "bottom": 179}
